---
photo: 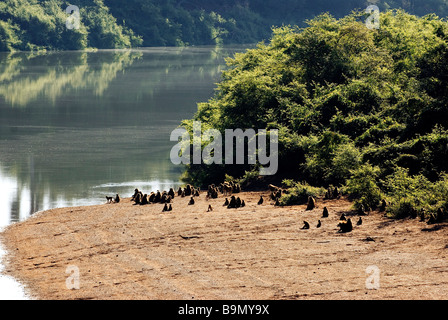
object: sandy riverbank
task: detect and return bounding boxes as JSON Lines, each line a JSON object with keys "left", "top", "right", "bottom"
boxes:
{"left": 1, "top": 190, "right": 447, "bottom": 300}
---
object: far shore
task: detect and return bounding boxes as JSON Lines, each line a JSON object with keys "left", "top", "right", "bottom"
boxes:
{"left": 1, "top": 190, "right": 447, "bottom": 300}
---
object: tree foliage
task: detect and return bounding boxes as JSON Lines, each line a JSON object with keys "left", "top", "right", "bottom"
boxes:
{"left": 3, "top": 0, "right": 448, "bottom": 51}
{"left": 181, "top": 10, "right": 448, "bottom": 217}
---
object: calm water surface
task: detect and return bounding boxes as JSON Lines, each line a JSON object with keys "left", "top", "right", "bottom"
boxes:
{"left": 0, "top": 46, "right": 248, "bottom": 299}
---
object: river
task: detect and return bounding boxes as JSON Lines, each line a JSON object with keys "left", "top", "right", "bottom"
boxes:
{"left": 0, "top": 45, "right": 248, "bottom": 299}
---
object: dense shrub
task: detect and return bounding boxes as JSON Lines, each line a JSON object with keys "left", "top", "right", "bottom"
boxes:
{"left": 179, "top": 10, "right": 448, "bottom": 218}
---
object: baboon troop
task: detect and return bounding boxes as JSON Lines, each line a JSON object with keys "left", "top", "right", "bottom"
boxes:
{"left": 324, "top": 186, "right": 341, "bottom": 200}
{"left": 104, "top": 181, "right": 440, "bottom": 239}
{"left": 130, "top": 188, "right": 176, "bottom": 206}
{"left": 426, "top": 207, "right": 448, "bottom": 225}
{"left": 227, "top": 195, "right": 246, "bottom": 209}
{"left": 207, "top": 184, "right": 219, "bottom": 199}
{"left": 416, "top": 207, "right": 448, "bottom": 225}
{"left": 120, "top": 180, "right": 246, "bottom": 213}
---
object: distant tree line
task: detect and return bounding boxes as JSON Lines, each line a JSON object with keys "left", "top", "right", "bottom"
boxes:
{"left": 1, "top": 0, "right": 448, "bottom": 51}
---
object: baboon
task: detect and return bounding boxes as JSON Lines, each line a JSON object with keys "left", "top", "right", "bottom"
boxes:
{"left": 106, "top": 196, "right": 113, "bottom": 204}
{"left": 379, "top": 199, "right": 387, "bottom": 212}
{"left": 316, "top": 220, "right": 321, "bottom": 228}
{"left": 160, "top": 193, "right": 168, "bottom": 204}
{"left": 140, "top": 194, "right": 149, "bottom": 205}
{"left": 162, "top": 203, "right": 168, "bottom": 212}
{"left": 134, "top": 192, "right": 142, "bottom": 205}
{"left": 340, "top": 213, "right": 346, "bottom": 221}
{"left": 223, "top": 198, "right": 229, "bottom": 206}
{"left": 334, "top": 186, "right": 341, "bottom": 199}
{"left": 188, "top": 197, "right": 195, "bottom": 205}
{"left": 258, "top": 196, "right": 263, "bottom": 205}
{"left": 274, "top": 199, "right": 280, "bottom": 206}
{"left": 222, "top": 183, "right": 232, "bottom": 196}
{"left": 148, "top": 192, "right": 155, "bottom": 203}
{"left": 427, "top": 213, "right": 437, "bottom": 225}
{"left": 227, "top": 196, "right": 236, "bottom": 209}
{"left": 357, "top": 204, "right": 366, "bottom": 216}
{"left": 241, "top": 200, "right": 246, "bottom": 207}
{"left": 194, "top": 189, "right": 200, "bottom": 197}
{"left": 177, "top": 187, "right": 183, "bottom": 196}
{"left": 338, "top": 218, "right": 353, "bottom": 233}
{"left": 436, "top": 208, "right": 445, "bottom": 223}
{"left": 322, "top": 207, "right": 329, "bottom": 218}
{"left": 181, "top": 190, "right": 186, "bottom": 197}
{"left": 207, "top": 186, "right": 218, "bottom": 199}
{"left": 168, "top": 204, "right": 173, "bottom": 211}
{"left": 114, "top": 194, "right": 121, "bottom": 204}
{"left": 131, "top": 189, "right": 140, "bottom": 201}
{"left": 168, "top": 188, "right": 175, "bottom": 199}
{"left": 419, "top": 209, "right": 426, "bottom": 222}
{"left": 301, "top": 221, "right": 310, "bottom": 230}
{"left": 207, "top": 205, "right": 213, "bottom": 212}
{"left": 154, "top": 191, "right": 161, "bottom": 203}
{"left": 185, "top": 185, "right": 192, "bottom": 196}
{"left": 324, "top": 186, "right": 333, "bottom": 200}
{"left": 235, "top": 197, "right": 242, "bottom": 208}
{"left": 357, "top": 217, "right": 363, "bottom": 226}
{"left": 306, "top": 196, "right": 316, "bottom": 211}
{"left": 275, "top": 189, "right": 282, "bottom": 199}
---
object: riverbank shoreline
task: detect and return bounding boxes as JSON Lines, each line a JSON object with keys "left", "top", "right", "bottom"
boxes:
{"left": 1, "top": 190, "right": 447, "bottom": 300}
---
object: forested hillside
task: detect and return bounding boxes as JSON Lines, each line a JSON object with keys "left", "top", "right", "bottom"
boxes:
{"left": 181, "top": 10, "right": 448, "bottom": 219}
{"left": 1, "top": 0, "right": 448, "bottom": 51}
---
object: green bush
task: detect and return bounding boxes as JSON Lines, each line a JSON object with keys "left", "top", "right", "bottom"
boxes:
{"left": 383, "top": 167, "right": 448, "bottom": 218}
{"left": 279, "top": 180, "right": 325, "bottom": 206}
{"left": 346, "top": 163, "right": 384, "bottom": 211}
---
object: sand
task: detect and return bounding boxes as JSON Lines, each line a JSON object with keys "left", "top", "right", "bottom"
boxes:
{"left": 1, "top": 191, "right": 448, "bottom": 300}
